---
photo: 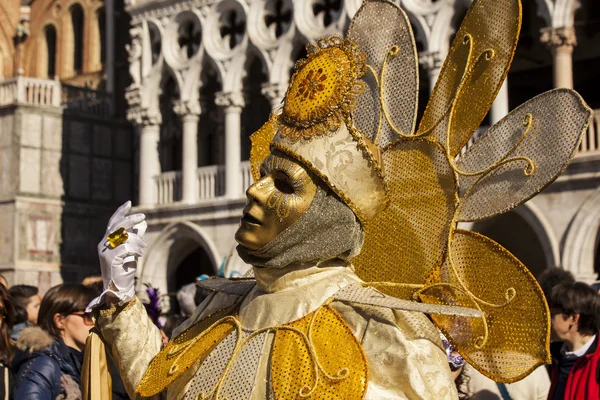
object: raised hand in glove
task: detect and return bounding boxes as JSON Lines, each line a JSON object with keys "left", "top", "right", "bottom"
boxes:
{"left": 87, "top": 201, "right": 147, "bottom": 309}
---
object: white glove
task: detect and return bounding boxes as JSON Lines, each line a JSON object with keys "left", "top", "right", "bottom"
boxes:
{"left": 87, "top": 201, "right": 147, "bottom": 310}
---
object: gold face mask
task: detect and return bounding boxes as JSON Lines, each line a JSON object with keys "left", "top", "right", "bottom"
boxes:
{"left": 235, "top": 153, "right": 318, "bottom": 251}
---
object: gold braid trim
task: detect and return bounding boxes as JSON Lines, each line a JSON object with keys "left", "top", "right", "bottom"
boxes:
{"left": 95, "top": 296, "right": 138, "bottom": 319}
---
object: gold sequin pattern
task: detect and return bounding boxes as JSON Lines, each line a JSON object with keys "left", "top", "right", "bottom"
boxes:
{"left": 417, "top": 0, "right": 521, "bottom": 157}
{"left": 271, "top": 305, "right": 368, "bottom": 400}
{"left": 353, "top": 139, "right": 456, "bottom": 300}
{"left": 420, "top": 230, "right": 551, "bottom": 382}
{"left": 136, "top": 304, "right": 239, "bottom": 397}
{"left": 250, "top": 115, "right": 279, "bottom": 182}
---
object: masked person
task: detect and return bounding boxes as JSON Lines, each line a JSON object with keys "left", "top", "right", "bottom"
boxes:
{"left": 84, "top": 0, "right": 592, "bottom": 398}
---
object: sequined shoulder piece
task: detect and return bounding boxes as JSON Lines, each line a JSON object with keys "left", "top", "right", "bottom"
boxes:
{"left": 196, "top": 277, "right": 256, "bottom": 296}
{"left": 271, "top": 305, "right": 368, "bottom": 399}
{"left": 333, "top": 283, "right": 483, "bottom": 318}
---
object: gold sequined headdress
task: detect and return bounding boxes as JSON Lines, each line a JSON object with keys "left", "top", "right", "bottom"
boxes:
{"left": 250, "top": 0, "right": 593, "bottom": 383}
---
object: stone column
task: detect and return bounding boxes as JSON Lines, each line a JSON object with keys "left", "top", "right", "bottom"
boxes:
{"left": 137, "top": 114, "right": 161, "bottom": 206}
{"left": 261, "top": 83, "right": 287, "bottom": 110}
{"left": 490, "top": 80, "right": 509, "bottom": 125}
{"left": 541, "top": 27, "right": 577, "bottom": 89}
{"left": 216, "top": 91, "right": 245, "bottom": 198}
{"left": 419, "top": 51, "right": 443, "bottom": 93}
{"left": 174, "top": 100, "right": 201, "bottom": 204}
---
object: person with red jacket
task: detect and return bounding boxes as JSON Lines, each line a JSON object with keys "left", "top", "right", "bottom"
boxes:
{"left": 548, "top": 282, "right": 600, "bottom": 399}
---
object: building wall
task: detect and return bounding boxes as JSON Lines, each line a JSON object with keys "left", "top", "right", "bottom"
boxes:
{"left": 0, "top": 88, "right": 135, "bottom": 290}
{"left": 23, "top": 0, "right": 105, "bottom": 86}
{"left": 0, "top": 0, "right": 20, "bottom": 78}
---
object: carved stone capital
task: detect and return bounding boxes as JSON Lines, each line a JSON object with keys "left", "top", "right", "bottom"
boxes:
{"left": 215, "top": 91, "right": 245, "bottom": 110}
{"left": 125, "top": 85, "right": 142, "bottom": 108}
{"left": 127, "top": 107, "right": 162, "bottom": 127}
{"left": 540, "top": 27, "right": 577, "bottom": 50}
{"left": 261, "top": 83, "right": 287, "bottom": 107}
{"left": 418, "top": 51, "right": 443, "bottom": 73}
{"left": 173, "top": 100, "right": 202, "bottom": 118}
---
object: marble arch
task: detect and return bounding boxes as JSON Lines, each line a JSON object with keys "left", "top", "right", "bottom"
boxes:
{"left": 562, "top": 186, "right": 600, "bottom": 282}
{"left": 138, "top": 221, "right": 221, "bottom": 294}
{"left": 466, "top": 201, "right": 560, "bottom": 274}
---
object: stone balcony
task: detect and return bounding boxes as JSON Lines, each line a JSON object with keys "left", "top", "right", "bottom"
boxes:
{"left": 0, "top": 74, "right": 113, "bottom": 118}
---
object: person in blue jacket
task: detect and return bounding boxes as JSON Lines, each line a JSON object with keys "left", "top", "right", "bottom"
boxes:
{"left": 11, "top": 284, "right": 95, "bottom": 400}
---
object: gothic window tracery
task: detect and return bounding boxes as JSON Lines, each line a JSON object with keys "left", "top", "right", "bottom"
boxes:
{"left": 219, "top": 10, "right": 245, "bottom": 50}
{"left": 177, "top": 20, "right": 201, "bottom": 60}
{"left": 265, "top": 0, "right": 292, "bottom": 39}
{"left": 312, "top": 0, "right": 342, "bottom": 28}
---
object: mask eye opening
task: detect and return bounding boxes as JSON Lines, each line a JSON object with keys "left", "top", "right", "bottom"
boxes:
{"left": 273, "top": 172, "right": 295, "bottom": 194}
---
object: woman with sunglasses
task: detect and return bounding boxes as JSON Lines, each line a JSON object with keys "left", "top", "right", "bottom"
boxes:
{"left": 12, "top": 284, "right": 95, "bottom": 400}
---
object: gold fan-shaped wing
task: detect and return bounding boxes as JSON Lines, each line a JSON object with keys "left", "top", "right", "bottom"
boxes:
{"left": 417, "top": 0, "right": 521, "bottom": 157}
{"left": 455, "top": 89, "right": 593, "bottom": 222}
{"left": 347, "top": 0, "right": 419, "bottom": 146}
{"left": 420, "top": 230, "right": 550, "bottom": 383}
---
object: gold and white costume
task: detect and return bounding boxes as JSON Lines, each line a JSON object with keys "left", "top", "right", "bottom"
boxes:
{"left": 97, "top": 263, "right": 457, "bottom": 399}
{"left": 85, "top": 0, "right": 593, "bottom": 399}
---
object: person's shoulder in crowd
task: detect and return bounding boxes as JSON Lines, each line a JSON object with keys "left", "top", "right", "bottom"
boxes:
{"left": 11, "top": 326, "right": 75, "bottom": 400}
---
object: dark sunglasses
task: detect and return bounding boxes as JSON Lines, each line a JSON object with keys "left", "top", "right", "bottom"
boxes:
{"left": 68, "top": 311, "right": 94, "bottom": 326}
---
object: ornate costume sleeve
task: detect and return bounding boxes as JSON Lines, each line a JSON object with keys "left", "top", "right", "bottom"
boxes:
{"left": 332, "top": 301, "right": 457, "bottom": 399}
{"left": 95, "top": 297, "right": 163, "bottom": 399}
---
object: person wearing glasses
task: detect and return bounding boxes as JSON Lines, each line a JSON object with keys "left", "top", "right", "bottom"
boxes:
{"left": 11, "top": 284, "right": 95, "bottom": 400}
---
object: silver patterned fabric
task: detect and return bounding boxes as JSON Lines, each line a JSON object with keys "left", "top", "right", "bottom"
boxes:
{"left": 184, "top": 330, "right": 268, "bottom": 400}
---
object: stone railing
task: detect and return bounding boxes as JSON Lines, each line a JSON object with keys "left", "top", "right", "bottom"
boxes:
{"left": 197, "top": 165, "right": 223, "bottom": 199}
{"left": 577, "top": 109, "right": 600, "bottom": 155}
{"left": 240, "top": 161, "right": 253, "bottom": 194}
{"left": 156, "top": 171, "right": 181, "bottom": 205}
{"left": 0, "top": 75, "right": 61, "bottom": 107}
{"left": 0, "top": 75, "right": 113, "bottom": 117}
{"left": 156, "top": 161, "right": 252, "bottom": 205}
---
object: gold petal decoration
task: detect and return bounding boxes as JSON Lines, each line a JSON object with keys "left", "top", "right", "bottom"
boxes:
{"left": 455, "top": 89, "right": 593, "bottom": 222}
{"left": 347, "top": 0, "right": 419, "bottom": 146}
{"left": 136, "top": 306, "right": 237, "bottom": 397}
{"left": 417, "top": 0, "right": 521, "bottom": 157}
{"left": 420, "top": 229, "right": 550, "bottom": 383}
{"left": 353, "top": 139, "right": 456, "bottom": 300}
{"left": 271, "top": 305, "right": 368, "bottom": 400}
{"left": 249, "top": 115, "right": 279, "bottom": 182}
